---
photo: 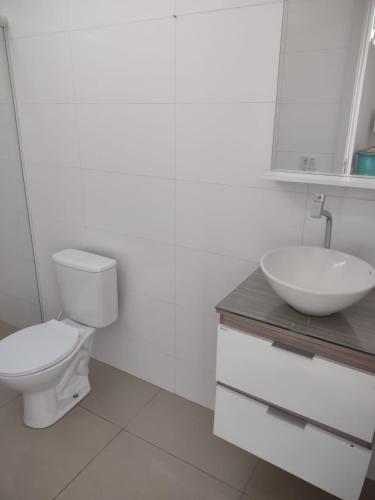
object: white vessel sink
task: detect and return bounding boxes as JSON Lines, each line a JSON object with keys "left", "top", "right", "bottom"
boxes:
{"left": 260, "top": 246, "right": 375, "bottom": 316}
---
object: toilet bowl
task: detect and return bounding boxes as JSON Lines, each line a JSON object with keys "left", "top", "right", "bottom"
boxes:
{"left": 0, "top": 249, "right": 118, "bottom": 428}
{"left": 0, "top": 319, "right": 95, "bottom": 428}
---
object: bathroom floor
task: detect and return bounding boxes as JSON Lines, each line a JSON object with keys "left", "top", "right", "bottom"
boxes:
{"left": 0, "top": 351, "right": 374, "bottom": 500}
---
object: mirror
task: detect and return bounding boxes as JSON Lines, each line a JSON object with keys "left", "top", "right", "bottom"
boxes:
{"left": 271, "top": 0, "right": 375, "bottom": 179}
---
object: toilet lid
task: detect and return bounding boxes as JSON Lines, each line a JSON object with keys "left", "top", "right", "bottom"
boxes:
{"left": 0, "top": 320, "right": 80, "bottom": 377}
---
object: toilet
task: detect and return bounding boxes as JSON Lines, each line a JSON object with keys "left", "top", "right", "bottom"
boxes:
{"left": 0, "top": 249, "right": 118, "bottom": 428}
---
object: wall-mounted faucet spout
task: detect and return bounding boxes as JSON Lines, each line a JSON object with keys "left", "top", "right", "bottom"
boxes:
{"left": 311, "top": 194, "right": 332, "bottom": 249}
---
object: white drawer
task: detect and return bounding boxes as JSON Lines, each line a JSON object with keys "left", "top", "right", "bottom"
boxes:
{"left": 214, "top": 385, "right": 371, "bottom": 500}
{"left": 216, "top": 325, "right": 375, "bottom": 445}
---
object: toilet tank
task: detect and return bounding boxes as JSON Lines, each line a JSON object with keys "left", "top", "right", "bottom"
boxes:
{"left": 52, "top": 249, "right": 118, "bottom": 328}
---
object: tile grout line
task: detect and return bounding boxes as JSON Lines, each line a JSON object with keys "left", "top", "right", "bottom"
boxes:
{"left": 124, "top": 388, "right": 163, "bottom": 429}
{"left": 18, "top": 162, "right": 308, "bottom": 195}
{"left": 8, "top": 1, "right": 282, "bottom": 42}
{"left": 53, "top": 388, "right": 163, "bottom": 498}
{"left": 53, "top": 423, "right": 124, "bottom": 499}
{"left": 241, "top": 458, "right": 262, "bottom": 496}
{"left": 125, "top": 427, "right": 245, "bottom": 496}
{"left": 77, "top": 403, "right": 124, "bottom": 427}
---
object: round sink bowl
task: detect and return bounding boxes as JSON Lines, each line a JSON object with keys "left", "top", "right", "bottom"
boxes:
{"left": 260, "top": 246, "right": 375, "bottom": 316}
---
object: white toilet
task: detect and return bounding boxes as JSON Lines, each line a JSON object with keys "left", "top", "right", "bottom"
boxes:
{"left": 0, "top": 249, "right": 118, "bottom": 428}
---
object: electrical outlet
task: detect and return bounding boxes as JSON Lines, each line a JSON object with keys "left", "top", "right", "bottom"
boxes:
{"left": 308, "top": 157, "right": 316, "bottom": 170}
{"left": 299, "top": 156, "right": 309, "bottom": 171}
{"left": 299, "top": 155, "right": 317, "bottom": 171}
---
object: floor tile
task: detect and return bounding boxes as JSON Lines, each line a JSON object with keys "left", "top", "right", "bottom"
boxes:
{"left": 0, "top": 383, "right": 18, "bottom": 408}
{"left": 56, "top": 430, "right": 241, "bottom": 500}
{"left": 0, "top": 398, "right": 119, "bottom": 500}
{"left": 127, "top": 390, "right": 258, "bottom": 490}
{"left": 80, "top": 359, "right": 160, "bottom": 426}
{"left": 245, "top": 460, "right": 337, "bottom": 500}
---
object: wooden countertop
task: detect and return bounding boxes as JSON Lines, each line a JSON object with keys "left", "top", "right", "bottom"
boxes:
{"left": 216, "top": 268, "right": 375, "bottom": 372}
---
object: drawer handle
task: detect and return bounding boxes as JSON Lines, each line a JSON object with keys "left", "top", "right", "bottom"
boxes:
{"left": 267, "top": 406, "right": 307, "bottom": 429}
{"left": 271, "top": 341, "right": 315, "bottom": 359}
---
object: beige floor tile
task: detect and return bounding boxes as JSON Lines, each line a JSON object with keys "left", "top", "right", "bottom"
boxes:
{"left": 0, "top": 398, "right": 119, "bottom": 500}
{"left": 245, "top": 461, "right": 337, "bottom": 500}
{"left": 127, "top": 390, "right": 258, "bottom": 490}
{"left": 57, "top": 430, "right": 241, "bottom": 500}
{"left": 0, "top": 383, "right": 18, "bottom": 408}
{"left": 243, "top": 465, "right": 375, "bottom": 500}
{"left": 80, "top": 359, "right": 160, "bottom": 426}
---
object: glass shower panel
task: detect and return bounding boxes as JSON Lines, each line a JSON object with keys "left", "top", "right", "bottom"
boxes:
{"left": 0, "top": 28, "right": 41, "bottom": 333}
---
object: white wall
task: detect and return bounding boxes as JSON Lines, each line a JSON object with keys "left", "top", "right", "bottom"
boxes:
{"left": 3, "top": 0, "right": 375, "bottom": 409}
{"left": 0, "top": 29, "right": 41, "bottom": 328}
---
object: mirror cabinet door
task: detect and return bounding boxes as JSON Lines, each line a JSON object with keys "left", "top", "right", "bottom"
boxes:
{"left": 271, "top": 0, "right": 375, "bottom": 179}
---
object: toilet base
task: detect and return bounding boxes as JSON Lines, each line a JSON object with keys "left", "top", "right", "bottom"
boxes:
{"left": 23, "top": 376, "right": 91, "bottom": 428}
{"left": 22, "top": 332, "right": 94, "bottom": 428}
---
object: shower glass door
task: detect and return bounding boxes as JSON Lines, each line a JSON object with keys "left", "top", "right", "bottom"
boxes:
{"left": 0, "top": 28, "right": 41, "bottom": 335}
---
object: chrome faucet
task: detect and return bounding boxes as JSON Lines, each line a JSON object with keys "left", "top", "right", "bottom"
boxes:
{"left": 311, "top": 194, "right": 332, "bottom": 249}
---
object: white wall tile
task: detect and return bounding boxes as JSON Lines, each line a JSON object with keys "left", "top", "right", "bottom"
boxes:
{"left": 276, "top": 103, "right": 340, "bottom": 155}
{"left": 176, "top": 245, "right": 256, "bottom": 310}
{"left": 93, "top": 332, "right": 175, "bottom": 391}
{"left": 83, "top": 170, "right": 175, "bottom": 243}
{"left": 114, "top": 290, "right": 175, "bottom": 355}
{"left": 25, "top": 163, "right": 84, "bottom": 224}
{"left": 176, "top": 3, "right": 282, "bottom": 102}
{"left": 10, "top": 33, "right": 75, "bottom": 103}
{"left": 175, "top": 359, "right": 216, "bottom": 409}
{"left": 78, "top": 104, "right": 175, "bottom": 178}
{"left": 176, "top": 103, "right": 274, "bottom": 186}
{"left": 285, "top": 0, "right": 355, "bottom": 52}
{"left": 176, "top": 181, "right": 306, "bottom": 260}
{"left": 176, "top": 305, "right": 218, "bottom": 372}
{"left": 18, "top": 103, "right": 80, "bottom": 167}
{"left": 303, "top": 195, "right": 375, "bottom": 267}
{"left": 280, "top": 49, "right": 347, "bottom": 104}
{"left": 71, "top": 18, "right": 174, "bottom": 102}
{"left": 86, "top": 228, "right": 175, "bottom": 302}
{"left": 176, "top": 0, "right": 279, "bottom": 15}
{"left": 0, "top": 0, "right": 69, "bottom": 38}
{"left": 68, "top": 0, "right": 174, "bottom": 30}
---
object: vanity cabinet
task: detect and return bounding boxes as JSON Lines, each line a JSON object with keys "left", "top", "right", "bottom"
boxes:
{"left": 214, "top": 270, "right": 375, "bottom": 500}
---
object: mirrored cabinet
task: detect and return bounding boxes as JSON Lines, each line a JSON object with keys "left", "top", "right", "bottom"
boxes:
{"left": 265, "top": 0, "right": 375, "bottom": 188}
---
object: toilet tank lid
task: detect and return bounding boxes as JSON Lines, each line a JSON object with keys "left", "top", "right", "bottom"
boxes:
{"left": 52, "top": 249, "right": 117, "bottom": 273}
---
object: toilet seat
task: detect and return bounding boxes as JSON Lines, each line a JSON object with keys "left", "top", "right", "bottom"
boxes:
{"left": 0, "top": 320, "right": 80, "bottom": 377}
